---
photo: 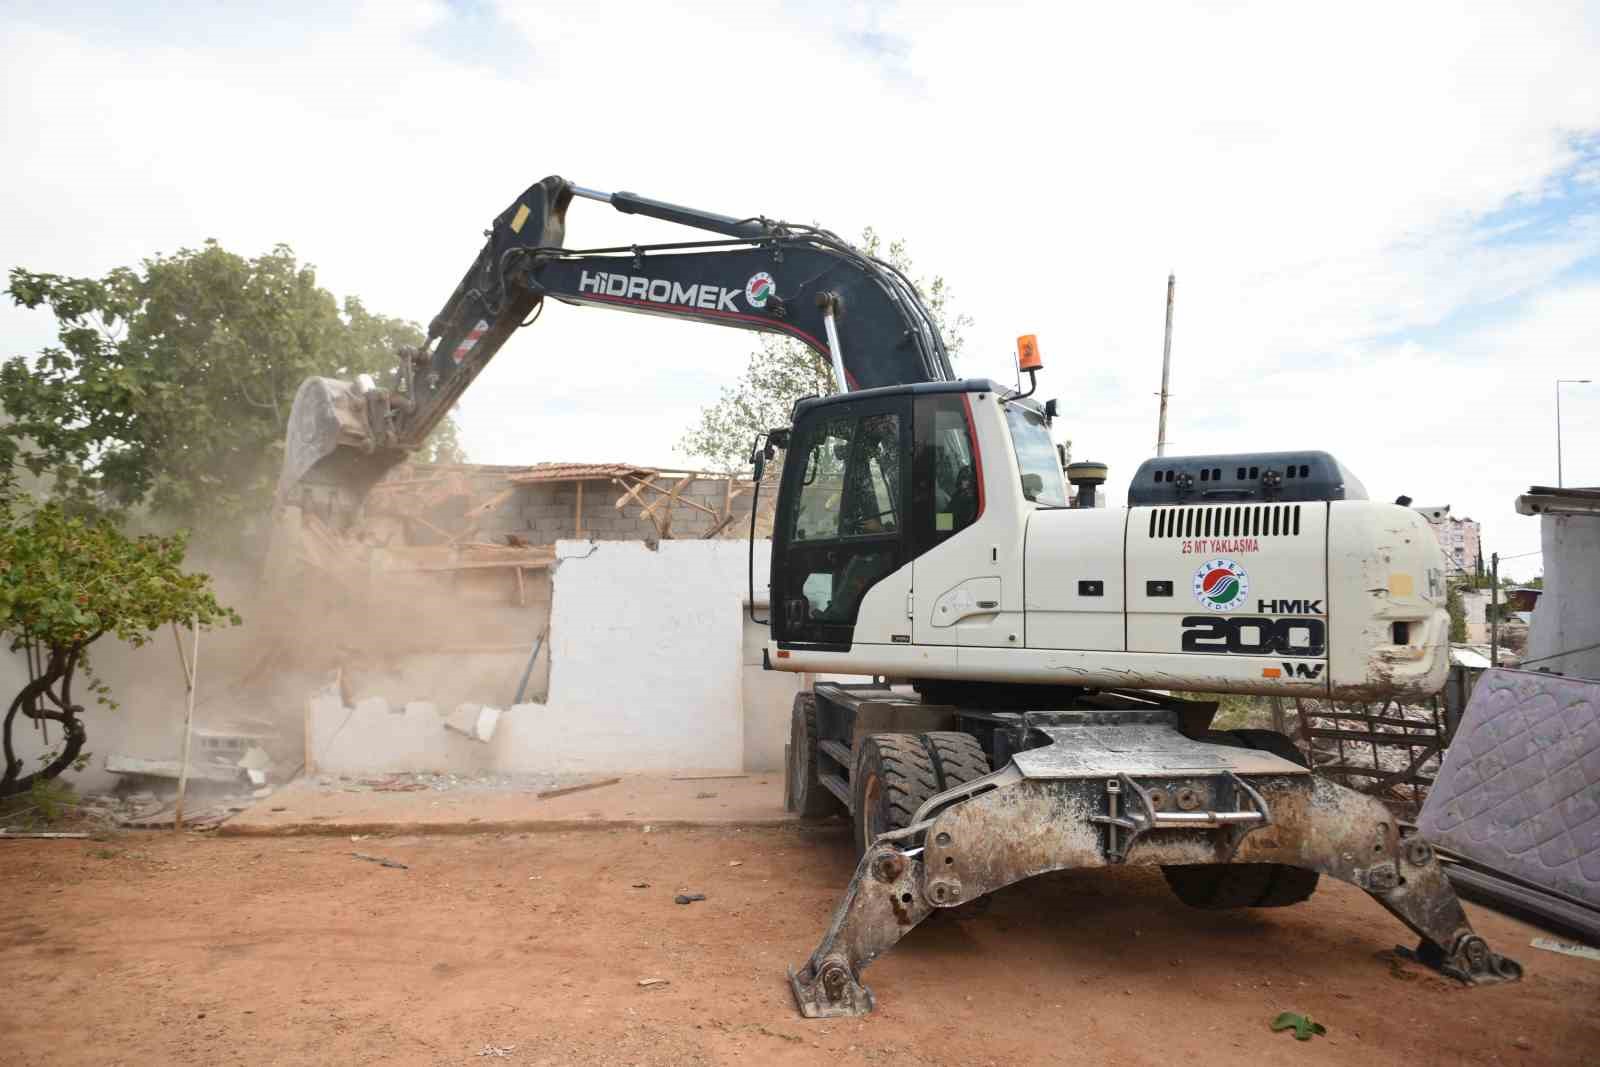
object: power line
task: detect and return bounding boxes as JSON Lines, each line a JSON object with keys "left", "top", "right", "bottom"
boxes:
{"left": 1518, "top": 641, "right": 1600, "bottom": 668}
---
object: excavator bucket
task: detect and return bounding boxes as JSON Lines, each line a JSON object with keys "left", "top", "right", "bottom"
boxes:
{"left": 788, "top": 714, "right": 1522, "bottom": 1018}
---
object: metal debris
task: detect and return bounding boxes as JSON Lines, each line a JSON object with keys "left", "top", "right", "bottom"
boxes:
{"left": 537, "top": 777, "right": 621, "bottom": 800}
{"left": 1530, "top": 937, "right": 1600, "bottom": 962}
{"left": 351, "top": 852, "right": 408, "bottom": 870}
{"left": 637, "top": 977, "right": 670, "bottom": 988}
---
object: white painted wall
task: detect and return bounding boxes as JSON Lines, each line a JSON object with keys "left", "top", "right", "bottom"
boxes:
{"left": 311, "top": 539, "right": 784, "bottom": 775}
{"left": 741, "top": 602, "right": 803, "bottom": 771}
{"left": 1527, "top": 513, "right": 1600, "bottom": 680}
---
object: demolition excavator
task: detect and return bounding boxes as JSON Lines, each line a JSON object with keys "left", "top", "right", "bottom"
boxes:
{"left": 279, "top": 175, "right": 1521, "bottom": 1018}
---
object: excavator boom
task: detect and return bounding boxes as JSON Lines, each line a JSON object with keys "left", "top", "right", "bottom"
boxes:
{"left": 279, "top": 176, "right": 951, "bottom": 504}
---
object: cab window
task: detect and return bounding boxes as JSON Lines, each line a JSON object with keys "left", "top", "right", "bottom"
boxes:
{"left": 1004, "top": 402, "right": 1068, "bottom": 506}
{"left": 913, "top": 394, "right": 981, "bottom": 555}
{"left": 776, "top": 406, "right": 906, "bottom": 648}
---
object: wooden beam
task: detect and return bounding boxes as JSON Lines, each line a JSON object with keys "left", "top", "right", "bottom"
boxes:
{"left": 701, "top": 513, "right": 736, "bottom": 539}
{"left": 614, "top": 475, "right": 656, "bottom": 510}
{"left": 575, "top": 479, "right": 584, "bottom": 539}
{"left": 515, "top": 564, "right": 527, "bottom": 607}
{"left": 623, "top": 475, "right": 719, "bottom": 515}
{"left": 640, "top": 474, "right": 693, "bottom": 522}
{"left": 407, "top": 514, "right": 457, "bottom": 541}
{"left": 450, "top": 486, "right": 519, "bottom": 543}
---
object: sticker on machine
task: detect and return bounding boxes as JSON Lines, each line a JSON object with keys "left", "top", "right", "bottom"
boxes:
{"left": 745, "top": 272, "right": 776, "bottom": 309}
{"left": 1192, "top": 558, "right": 1249, "bottom": 612}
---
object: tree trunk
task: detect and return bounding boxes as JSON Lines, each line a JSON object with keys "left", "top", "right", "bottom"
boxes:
{"left": 0, "top": 645, "right": 88, "bottom": 799}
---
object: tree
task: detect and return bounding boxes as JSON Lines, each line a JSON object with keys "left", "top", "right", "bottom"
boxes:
{"left": 2, "top": 241, "right": 462, "bottom": 530}
{"left": 1446, "top": 583, "right": 1468, "bottom": 643}
{"left": 0, "top": 472, "right": 238, "bottom": 798}
{"left": 680, "top": 228, "right": 974, "bottom": 471}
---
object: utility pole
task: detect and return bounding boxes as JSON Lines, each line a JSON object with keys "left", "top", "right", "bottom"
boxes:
{"left": 1490, "top": 552, "right": 1500, "bottom": 668}
{"left": 1156, "top": 273, "right": 1175, "bottom": 457}
{"left": 1556, "top": 378, "right": 1592, "bottom": 487}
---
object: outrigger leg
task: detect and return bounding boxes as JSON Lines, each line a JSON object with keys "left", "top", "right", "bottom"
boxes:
{"left": 790, "top": 727, "right": 1521, "bottom": 1019}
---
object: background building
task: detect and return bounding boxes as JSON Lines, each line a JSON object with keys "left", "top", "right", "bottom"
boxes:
{"left": 1413, "top": 504, "right": 1482, "bottom": 576}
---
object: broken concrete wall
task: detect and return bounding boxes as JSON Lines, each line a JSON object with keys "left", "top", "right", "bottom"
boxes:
{"left": 311, "top": 539, "right": 794, "bottom": 776}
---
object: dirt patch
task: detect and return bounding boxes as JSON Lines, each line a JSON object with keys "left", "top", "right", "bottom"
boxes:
{"left": 1, "top": 828, "right": 1594, "bottom": 1066}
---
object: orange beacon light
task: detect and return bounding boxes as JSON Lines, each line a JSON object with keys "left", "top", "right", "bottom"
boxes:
{"left": 1016, "top": 334, "right": 1042, "bottom": 372}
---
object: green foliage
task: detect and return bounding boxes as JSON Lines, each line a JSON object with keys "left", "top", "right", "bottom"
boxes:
{"left": 2, "top": 241, "right": 463, "bottom": 529}
{"left": 680, "top": 228, "right": 974, "bottom": 472}
{"left": 0, "top": 476, "right": 239, "bottom": 796}
{"left": 1446, "top": 584, "right": 1468, "bottom": 643}
{"left": 0, "top": 501, "right": 237, "bottom": 649}
{"left": 0, "top": 776, "right": 78, "bottom": 830}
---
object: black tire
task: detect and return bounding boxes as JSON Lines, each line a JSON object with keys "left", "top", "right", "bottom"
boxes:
{"left": 1161, "top": 728, "right": 1320, "bottom": 910}
{"left": 921, "top": 731, "right": 992, "bottom": 789}
{"left": 851, "top": 733, "right": 940, "bottom": 855}
{"left": 788, "top": 693, "right": 843, "bottom": 820}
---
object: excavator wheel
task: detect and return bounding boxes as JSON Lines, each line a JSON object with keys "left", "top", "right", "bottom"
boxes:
{"left": 851, "top": 734, "right": 941, "bottom": 855}
{"left": 1161, "top": 728, "right": 1321, "bottom": 910}
{"left": 788, "top": 694, "right": 844, "bottom": 820}
{"left": 920, "top": 731, "right": 992, "bottom": 790}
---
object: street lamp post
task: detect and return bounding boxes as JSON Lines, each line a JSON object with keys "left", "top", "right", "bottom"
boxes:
{"left": 1557, "top": 378, "right": 1591, "bottom": 488}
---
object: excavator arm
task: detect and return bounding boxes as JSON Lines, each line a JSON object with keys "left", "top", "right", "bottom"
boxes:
{"left": 279, "top": 175, "right": 952, "bottom": 502}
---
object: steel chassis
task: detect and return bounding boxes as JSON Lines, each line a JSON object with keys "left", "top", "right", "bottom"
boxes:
{"left": 788, "top": 685, "right": 1522, "bottom": 1018}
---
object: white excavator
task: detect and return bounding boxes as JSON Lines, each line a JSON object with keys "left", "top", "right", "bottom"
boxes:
{"left": 279, "top": 175, "right": 1520, "bottom": 1018}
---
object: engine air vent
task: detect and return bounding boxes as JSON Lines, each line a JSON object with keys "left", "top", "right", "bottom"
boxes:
{"left": 1146, "top": 503, "right": 1303, "bottom": 540}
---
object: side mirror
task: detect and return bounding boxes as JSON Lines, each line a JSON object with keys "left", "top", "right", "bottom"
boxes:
{"left": 1044, "top": 398, "right": 1058, "bottom": 420}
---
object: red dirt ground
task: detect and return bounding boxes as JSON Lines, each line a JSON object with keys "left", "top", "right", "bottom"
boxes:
{"left": 2, "top": 827, "right": 1595, "bottom": 1066}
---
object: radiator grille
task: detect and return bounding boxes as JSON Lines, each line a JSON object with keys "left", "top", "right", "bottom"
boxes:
{"left": 1146, "top": 503, "right": 1304, "bottom": 540}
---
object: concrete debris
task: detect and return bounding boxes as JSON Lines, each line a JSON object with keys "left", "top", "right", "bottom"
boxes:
{"left": 0, "top": 831, "right": 91, "bottom": 839}
{"left": 475, "top": 1045, "right": 516, "bottom": 1058}
{"left": 674, "top": 893, "right": 706, "bottom": 905}
{"left": 444, "top": 703, "right": 502, "bottom": 743}
{"left": 105, "top": 755, "right": 241, "bottom": 783}
{"left": 252, "top": 787, "right": 273, "bottom": 798}
{"left": 246, "top": 769, "right": 268, "bottom": 786}
{"left": 236, "top": 746, "right": 273, "bottom": 772}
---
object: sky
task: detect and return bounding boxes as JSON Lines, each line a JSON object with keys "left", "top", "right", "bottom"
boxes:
{"left": 3, "top": 0, "right": 1598, "bottom": 580}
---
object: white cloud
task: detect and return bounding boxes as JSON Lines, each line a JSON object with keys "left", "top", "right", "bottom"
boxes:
{"left": 1, "top": 0, "right": 1597, "bottom": 579}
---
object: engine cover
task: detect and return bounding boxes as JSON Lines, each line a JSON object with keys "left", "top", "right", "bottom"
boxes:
{"left": 1129, "top": 451, "right": 1368, "bottom": 506}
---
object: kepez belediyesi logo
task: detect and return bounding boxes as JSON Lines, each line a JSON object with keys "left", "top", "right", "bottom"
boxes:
{"left": 745, "top": 272, "right": 775, "bottom": 309}
{"left": 1193, "top": 558, "right": 1249, "bottom": 612}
